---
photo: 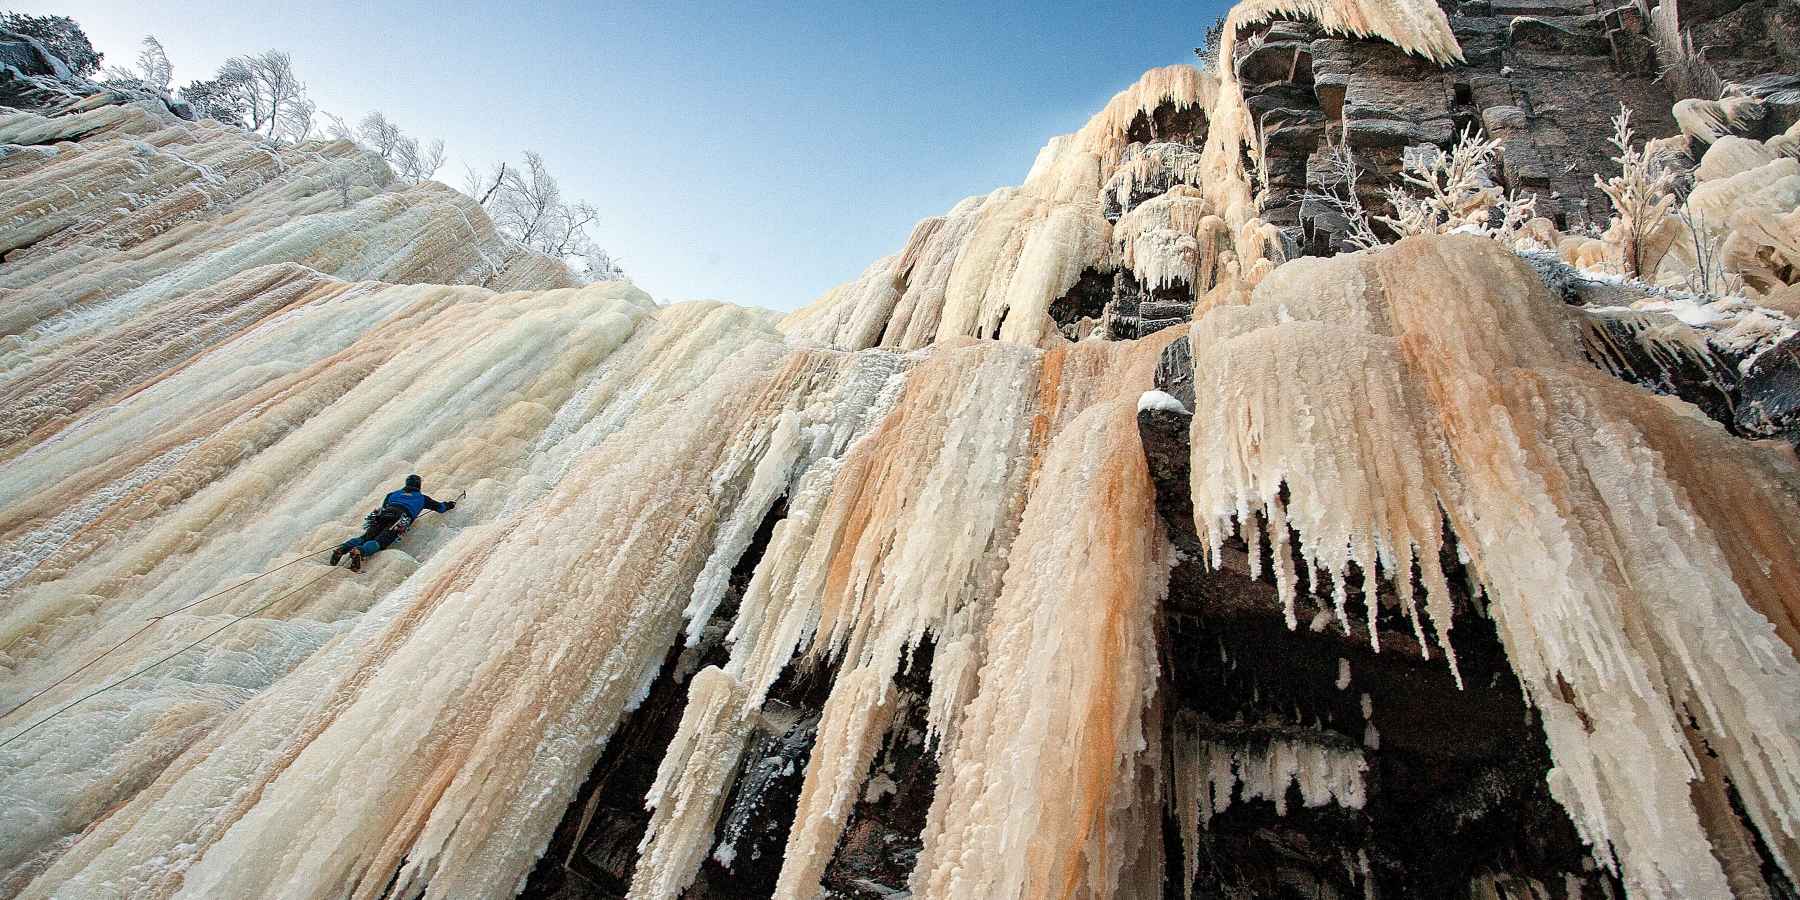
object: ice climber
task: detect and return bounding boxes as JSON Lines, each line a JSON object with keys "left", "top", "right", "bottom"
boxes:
{"left": 330, "top": 474, "right": 456, "bottom": 572}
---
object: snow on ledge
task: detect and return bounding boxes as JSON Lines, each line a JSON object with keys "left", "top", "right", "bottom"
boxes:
{"left": 1138, "top": 389, "right": 1191, "bottom": 415}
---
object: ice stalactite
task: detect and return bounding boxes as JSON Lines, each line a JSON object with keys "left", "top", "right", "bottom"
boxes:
{"left": 1104, "top": 143, "right": 1210, "bottom": 216}
{"left": 910, "top": 393, "right": 1170, "bottom": 900}
{"left": 626, "top": 334, "right": 1173, "bottom": 896}
{"left": 770, "top": 342, "right": 1053, "bottom": 898}
{"left": 1189, "top": 253, "right": 1457, "bottom": 669}
{"left": 783, "top": 66, "right": 1213, "bottom": 353}
{"left": 1188, "top": 235, "right": 1800, "bottom": 898}
{"left": 624, "top": 336, "right": 1176, "bottom": 900}
{"left": 619, "top": 352, "right": 913, "bottom": 900}
{"left": 1216, "top": 0, "right": 1462, "bottom": 68}
{"left": 1113, "top": 186, "right": 1231, "bottom": 297}
{"left": 627, "top": 668, "right": 757, "bottom": 900}
{"left": 1166, "top": 712, "right": 1368, "bottom": 899}
{"left": 1189, "top": 740, "right": 1369, "bottom": 826}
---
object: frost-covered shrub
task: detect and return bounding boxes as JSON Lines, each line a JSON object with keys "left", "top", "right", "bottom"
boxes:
{"left": 1380, "top": 125, "right": 1539, "bottom": 247}
{"left": 1300, "top": 125, "right": 1539, "bottom": 251}
{"left": 1594, "top": 106, "right": 1679, "bottom": 278}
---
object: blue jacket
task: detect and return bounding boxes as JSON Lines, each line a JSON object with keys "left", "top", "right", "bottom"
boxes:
{"left": 382, "top": 488, "right": 448, "bottom": 519}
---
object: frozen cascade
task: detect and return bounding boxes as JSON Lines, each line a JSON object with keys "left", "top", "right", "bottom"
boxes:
{"left": 1189, "top": 238, "right": 1800, "bottom": 898}
{"left": 2, "top": 0, "right": 1800, "bottom": 894}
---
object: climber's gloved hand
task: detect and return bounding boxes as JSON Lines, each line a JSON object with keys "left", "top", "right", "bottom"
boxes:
{"left": 444, "top": 501, "right": 457, "bottom": 512}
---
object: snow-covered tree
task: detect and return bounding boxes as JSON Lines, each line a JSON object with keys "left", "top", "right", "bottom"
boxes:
{"left": 1378, "top": 125, "right": 1532, "bottom": 241}
{"left": 392, "top": 136, "right": 445, "bottom": 182}
{"left": 1595, "top": 105, "right": 1678, "bottom": 277}
{"left": 220, "top": 50, "right": 314, "bottom": 144}
{"left": 357, "top": 111, "right": 405, "bottom": 158}
{"left": 102, "top": 36, "right": 172, "bottom": 93}
{"left": 466, "top": 151, "right": 625, "bottom": 281}
{"left": 488, "top": 151, "right": 561, "bottom": 248}
{"left": 355, "top": 111, "right": 445, "bottom": 182}
{"left": 0, "top": 12, "right": 101, "bottom": 75}
{"left": 179, "top": 68, "right": 252, "bottom": 128}
{"left": 321, "top": 111, "right": 354, "bottom": 142}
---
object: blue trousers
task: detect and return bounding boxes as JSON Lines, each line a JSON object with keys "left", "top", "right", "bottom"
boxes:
{"left": 339, "top": 508, "right": 407, "bottom": 557}
{"left": 337, "top": 529, "right": 399, "bottom": 558}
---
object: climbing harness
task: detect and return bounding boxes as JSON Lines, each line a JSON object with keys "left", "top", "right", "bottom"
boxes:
{"left": 362, "top": 507, "right": 413, "bottom": 535}
{"left": 0, "top": 487, "right": 467, "bottom": 750}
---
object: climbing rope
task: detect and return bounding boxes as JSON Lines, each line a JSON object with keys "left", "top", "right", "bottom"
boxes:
{"left": 0, "top": 544, "right": 338, "bottom": 724}
{"left": 0, "top": 566, "right": 340, "bottom": 751}
{"left": 0, "top": 488, "right": 469, "bottom": 751}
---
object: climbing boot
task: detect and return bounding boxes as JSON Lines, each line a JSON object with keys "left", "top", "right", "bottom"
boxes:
{"left": 348, "top": 548, "right": 363, "bottom": 573}
{"left": 329, "top": 547, "right": 345, "bottom": 567}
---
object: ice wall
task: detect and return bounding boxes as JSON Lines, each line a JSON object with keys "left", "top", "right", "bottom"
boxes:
{"left": 3, "top": 8, "right": 1800, "bottom": 897}
{"left": 1188, "top": 236, "right": 1800, "bottom": 898}
{"left": 0, "top": 87, "right": 1195, "bottom": 893}
{"left": 0, "top": 258, "right": 1185, "bottom": 900}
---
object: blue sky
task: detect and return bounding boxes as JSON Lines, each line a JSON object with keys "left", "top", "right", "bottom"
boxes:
{"left": 24, "top": 1, "right": 1224, "bottom": 310}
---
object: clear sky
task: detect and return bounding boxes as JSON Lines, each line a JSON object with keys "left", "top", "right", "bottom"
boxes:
{"left": 19, "top": 1, "right": 1225, "bottom": 311}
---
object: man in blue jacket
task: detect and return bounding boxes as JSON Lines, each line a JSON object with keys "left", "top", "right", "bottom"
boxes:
{"left": 330, "top": 474, "right": 456, "bottom": 571}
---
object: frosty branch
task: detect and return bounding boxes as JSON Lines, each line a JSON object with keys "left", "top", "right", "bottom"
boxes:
{"left": 466, "top": 151, "right": 625, "bottom": 281}
{"left": 1594, "top": 105, "right": 1677, "bottom": 278}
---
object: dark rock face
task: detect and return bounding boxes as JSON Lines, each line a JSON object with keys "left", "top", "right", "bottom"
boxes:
{"left": 1127, "top": 96, "right": 1211, "bottom": 147}
{"left": 1687, "top": 0, "right": 1800, "bottom": 84}
{"left": 1049, "top": 268, "right": 1201, "bottom": 342}
{"left": 1232, "top": 0, "right": 1709, "bottom": 250}
{"left": 1578, "top": 308, "right": 1747, "bottom": 429}
{"left": 0, "top": 29, "right": 72, "bottom": 81}
{"left": 1510, "top": 251, "right": 1800, "bottom": 452}
{"left": 0, "top": 28, "right": 76, "bottom": 110}
{"left": 815, "top": 655, "right": 938, "bottom": 899}
{"left": 1738, "top": 334, "right": 1800, "bottom": 449}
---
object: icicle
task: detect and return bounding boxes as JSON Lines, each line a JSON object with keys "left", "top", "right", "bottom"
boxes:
{"left": 682, "top": 410, "right": 803, "bottom": 646}
{"left": 911, "top": 396, "right": 1169, "bottom": 900}
{"left": 627, "top": 668, "right": 754, "bottom": 900}
{"left": 1187, "top": 235, "right": 1800, "bottom": 897}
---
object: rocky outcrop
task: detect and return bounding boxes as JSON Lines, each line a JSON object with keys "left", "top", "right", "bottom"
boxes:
{"left": 1685, "top": 0, "right": 1800, "bottom": 84}
{"left": 0, "top": 28, "right": 192, "bottom": 120}
{"left": 1235, "top": 0, "right": 1741, "bottom": 250}
{"left": 1048, "top": 267, "right": 1200, "bottom": 341}
{"left": 1739, "top": 333, "right": 1800, "bottom": 446}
